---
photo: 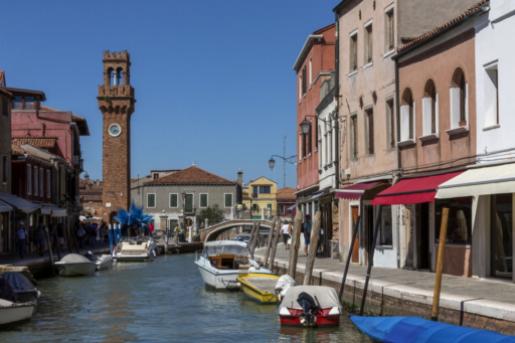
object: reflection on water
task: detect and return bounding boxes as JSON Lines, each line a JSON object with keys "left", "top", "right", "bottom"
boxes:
{"left": 0, "top": 255, "right": 370, "bottom": 342}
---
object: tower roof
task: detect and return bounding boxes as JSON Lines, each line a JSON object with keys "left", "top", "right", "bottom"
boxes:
{"left": 145, "top": 166, "right": 236, "bottom": 186}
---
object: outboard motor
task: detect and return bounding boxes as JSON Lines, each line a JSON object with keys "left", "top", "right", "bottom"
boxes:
{"left": 296, "top": 292, "right": 320, "bottom": 327}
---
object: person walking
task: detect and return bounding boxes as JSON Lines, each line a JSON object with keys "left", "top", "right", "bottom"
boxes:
{"left": 280, "top": 221, "right": 290, "bottom": 250}
{"left": 303, "top": 214, "right": 312, "bottom": 256}
{"left": 16, "top": 222, "right": 28, "bottom": 259}
{"left": 35, "top": 223, "right": 46, "bottom": 256}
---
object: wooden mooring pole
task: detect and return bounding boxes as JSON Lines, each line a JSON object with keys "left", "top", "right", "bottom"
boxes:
{"left": 359, "top": 205, "right": 383, "bottom": 315}
{"left": 338, "top": 215, "right": 361, "bottom": 301}
{"left": 264, "top": 219, "right": 275, "bottom": 266}
{"left": 303, "top": 211, "right": 321, "bottom": 285}
{"left": 432, "top": 207, "right": 449, "bottom": 321}
{"left": 268, "top": 219, "right": 281, "bottom": 270}
{"left": 248, "top": 222, "right": 259, "bottom": 259}
{"left": 288, "top": 210, "right": 303, "bottom": 279}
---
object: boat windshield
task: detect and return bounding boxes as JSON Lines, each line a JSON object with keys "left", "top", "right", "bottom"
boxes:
{"left": 204, "top": 244, "right": 249, "bottom": 257}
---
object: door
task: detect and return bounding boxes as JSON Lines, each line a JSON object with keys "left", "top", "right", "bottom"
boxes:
{"left": 491, "top": 194, "right": 513, "bottom": 278}
{"left": 417, "top": 203, "right": 430, "bottom": 269}
{"left": 351, "top": 206, "right": 359, "bottom": 263}
{"left": 318, "top": 199, "right": 332, "bottom": 258}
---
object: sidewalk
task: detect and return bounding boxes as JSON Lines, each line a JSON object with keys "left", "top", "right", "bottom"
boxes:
{"left": 255, "top": 245, "right": 515, "bottom": 334}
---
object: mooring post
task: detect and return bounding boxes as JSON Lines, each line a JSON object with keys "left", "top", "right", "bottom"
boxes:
{"left": 339, "top": 215, "right": 361, "bottom": 301}
{"left": 268, "top": 219, "right": 281, "bottom": 270}
{"left": 360, "top": 205, "right": 383, "bottom": 315}
{"left": 288, "top": 210, "right": 303, "bottom": 279}
{"left": 303, "top": 211, "right": 321, "bottom": 285}
{"left": 432, "top": 207, "right": 449, "bottom": 321}
{"left": 264, "top": 219, "right": 275, "bottom": 266}
{"left": 248, "top": 222, "right": 259, "bottom": 259}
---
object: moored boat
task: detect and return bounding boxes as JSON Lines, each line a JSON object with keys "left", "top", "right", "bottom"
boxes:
{"left": 351, "top": 315, "right": 515, "bottom": 342}
{"left": 195, "top": 240, "right": 271, "bottom": 290}
{"left": 237, "top": 273, "right": 280, "bottom": 303}
{"left": 278, "top": 286, "right": 342, "bottom": 327}
{"left": 0, "top": 272, "right": 41, "bottom": 325}
{"left": 54, "top": 253, "right": 96, "bottom": 276}
{"left": 114, "top": 237, "right": 156, "bottom": 262}
{"left": 0, "top": 299, "right": 35, "bottom": 325}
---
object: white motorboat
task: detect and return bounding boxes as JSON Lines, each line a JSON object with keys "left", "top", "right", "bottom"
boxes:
{"left": 0, "top": 299, "right": 35, "bottom": 325}
{"left": 195, "top": 240, "right": 272, "bottom": 290}
{"left": 114, "top": 237, "right": 156, "bottom": 262}
{"left": 54, "top": 253, "right": 96, "bottom": 276}
{"left": 95, "top": 254, "right": 113, "bottom": 271}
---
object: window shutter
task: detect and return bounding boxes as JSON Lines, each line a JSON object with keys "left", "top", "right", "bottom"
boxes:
{"left": 422, "top": 97, "right": 432, "bottom": 136}
{"left": 400, "top": 104, "right": 410, "bottom": 141}
{"left": 465, "top": 82, "right": 469, "bottom": 126}
{"left": 435, "top": 93, "right": 439, "bottom": 134}
{"left": 450, "top": 87, "right": 460, "bottom": 128}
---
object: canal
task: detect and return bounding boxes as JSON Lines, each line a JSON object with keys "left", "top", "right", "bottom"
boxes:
{"left": 0, "top": 254, "right": 370, "bottom": 342}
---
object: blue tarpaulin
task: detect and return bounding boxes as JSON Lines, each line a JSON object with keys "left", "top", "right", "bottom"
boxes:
{"left": 351, "top": 316, "right": 515, "bottom": 343}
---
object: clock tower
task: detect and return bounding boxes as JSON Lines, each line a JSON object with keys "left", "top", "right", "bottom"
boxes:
{"left": 97, "top": 50, "right": 135, "bottom": 221}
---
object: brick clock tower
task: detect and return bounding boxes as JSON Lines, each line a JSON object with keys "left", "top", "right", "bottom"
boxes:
{"left": 97, "top": 50, "right": 135, "bottom": 221}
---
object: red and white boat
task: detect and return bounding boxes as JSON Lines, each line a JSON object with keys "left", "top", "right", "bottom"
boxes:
{"left": 278, "top": 285, "right": 342, "bottom": 327}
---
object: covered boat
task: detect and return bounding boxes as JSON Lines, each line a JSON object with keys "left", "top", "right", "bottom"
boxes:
{"left": 114, "top": 237, "right": 156, "bottom": 262}
{"left": 237, "top": 273, "right": 280, "bottom": 304}
{"left": 0, "top": 272, "right": 40, "bottom": 325}
{"left": 278, "top": 286, "right": 342, "bottom": 327}
{"left": 54, "top": 253, "right": 96, "bottom": 276}
{"left": 85, "top": 252, "right": 113, "bottom": 271}
{"left": 351, "top": 316, "right": 515, "bottom": 342}
{"left": 195, "top": 240, "right": 271, "bottom": 290}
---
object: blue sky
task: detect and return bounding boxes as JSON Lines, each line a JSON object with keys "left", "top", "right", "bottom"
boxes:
{"left": 1, "top": 0, "right": 339, "bottom": 187}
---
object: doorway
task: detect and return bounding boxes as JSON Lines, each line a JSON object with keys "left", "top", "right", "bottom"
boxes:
{"left": 351, "top": 206, "right": 359, "bottom": 263}
{"left": 416, "top": 203, "right": 430, "bottom": 270}
{"left": 491, "top": 194, "right": 513, "bottom": 278}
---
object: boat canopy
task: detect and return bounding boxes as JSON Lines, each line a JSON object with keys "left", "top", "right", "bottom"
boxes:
{"left": 351, "top": 316, "right": 515, "bottom": 343}
{"left": 204, "top": 244, "right": 249, "bottom": 257}
{"left": 56, "top": 253, "right": 92, "bottom": 264}
{"left": 0, "top": 272, "right": 38, "bottom": 303}
{"left": 280, "top": 286, "right": 341, "bottom": 310}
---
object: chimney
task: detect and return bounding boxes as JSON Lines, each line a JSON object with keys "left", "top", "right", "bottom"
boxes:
{"left": 237, "top": 170, "right": 243, "bottom": 186}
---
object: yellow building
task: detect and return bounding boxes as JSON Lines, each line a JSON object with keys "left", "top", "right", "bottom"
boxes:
{"left": 242, "top": 177, "right": 277, "bottom": 219}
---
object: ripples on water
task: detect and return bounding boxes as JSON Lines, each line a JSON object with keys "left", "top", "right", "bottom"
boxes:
{"left": 0, "top": 254, "right": 370, "bottom": 343}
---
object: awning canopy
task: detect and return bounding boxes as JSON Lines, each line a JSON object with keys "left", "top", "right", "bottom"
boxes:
{"left": 372, "top": 172, "right": 462, "bottom": 206}
{"left": 0, "top": 200, "right": 13, "bottom": 213}
{"left": 41, "top": 204, "right": 68, "bottom": 217}
{"left": 335, "top": 181, "right": 385, "bottom": 200}
{"left": 436, "top": 163, "right": 515, "bottom": 199}
{"left": 0, "top": 192, "right": 40, "bottom": 214}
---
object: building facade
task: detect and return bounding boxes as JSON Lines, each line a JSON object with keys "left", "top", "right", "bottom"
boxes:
{"left": 242, "top": 176, "right": 278, "bottom": 220}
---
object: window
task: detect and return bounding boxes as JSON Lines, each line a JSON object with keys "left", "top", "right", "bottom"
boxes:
{"left": 350, "top": 114, "right": 358, "bottom": 160}
{"left": 27, "top": 164, "right": 32, "bottom": 195}
{"left": 153, "top": 173, "right": 159, "bottom": 180}
{"left": 422, "top": 80, "right": 438, "bottom": 136}
{"left": 199, "top": 193, "right": 208, "bottom": 208}
{"left": 258, "top": 185, "right": 271, "bottom": 194}
{"left": 435, "top": 197, "right": 472, "bottom": 244}
{"left": 318, "top": 125, "right": 323, "bottom": 169}
{"left": 400, "top": 89, "right": 414, "bottom": 141}
{"left": 378, "top": 205, "right": 393, "bottom": 246}
{"left": 385, "top": 8, "right": 395, "bottom": 52}
{"left": 386, "top": 99, "right": 395, "bottom": 148}
{"left": 308, "top": 59, "right": 313, "bottom": 85}
{"left": 350, "top": 32, "right": 358, "bottom": 72}
{"left": 34, "top": 166, "right": 39, "bottom": 197}
{"left": 169, "top": 193, "right": 178, "bottom": 208}
{"left": 298, "top": 77, "right": 302, "bottom": 100}
{"left": 324, "top": 123, "right": 328, "bottom": 166}
{"left": 301, "top": 131, "right": 307, "bottom": 158}
{"left": 224, "top": 193, "right": 233, "bottom": 208}
{"left": 301, "top": 66, "right": 307, "bottom": 95}
{"left": 364, "top": 23, "right": 373, "bottom": 64}
{"left": 147, "top": 193, "right": 156, "bottom": 208}
{"left": 328, "top": 121, "right": 333, "bottom": 164}
{"left": 46, "top": 169, "right": 51, "bottom": 199}
{"left": 365, "top": 107, "right": 374, "bottom": 154}
{"left": 484, "top": 62, "right": 499, "bottom": 128}
{"left": 1, "top": 156, "right": 6, "bottom": 183}
{"left": 307, "top": 124, "right": 312, "bottom": 155}
{"left": 184, "top": 193, "right": 194, "bottom": 213}
{"left": 450, "top": 68, "right": 468, "bottom": 128}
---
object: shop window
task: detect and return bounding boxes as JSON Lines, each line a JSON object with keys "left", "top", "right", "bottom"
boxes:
{"left": 435, "top": 197, "right": 472, "bottom": 244}
{"left": 491, "top": 194, "right": 513, "bottom": 278}
{"left": 378, "top": 205, "right": 393, "bottom": 246}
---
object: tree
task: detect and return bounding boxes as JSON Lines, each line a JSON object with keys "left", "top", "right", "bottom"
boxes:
{"left": 197, "top": 205, "right": 225, "bottom": 227}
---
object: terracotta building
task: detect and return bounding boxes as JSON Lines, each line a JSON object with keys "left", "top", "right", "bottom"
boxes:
{"left": 334, "top": 0, "right": 480, "bottom": 268}
{"left": 294, "top": 24, "right": 336, "bottom": 230}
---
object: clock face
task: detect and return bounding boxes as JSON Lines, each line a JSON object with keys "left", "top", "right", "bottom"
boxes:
{"left": 108, "top": 123, "right": 122, "bottom": 137}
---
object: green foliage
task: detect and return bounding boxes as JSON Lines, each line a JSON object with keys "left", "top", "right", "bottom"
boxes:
{"left": 197, "top": 205, "right": 225, "bottom": 226}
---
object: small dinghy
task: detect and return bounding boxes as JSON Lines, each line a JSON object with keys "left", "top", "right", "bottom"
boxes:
{"left": 55, "top": 253, "right": 96, "bottom": 276}
{"left": 237, "top": 273, "right": 280, "bottom": 304}
{"left": 278, "top": 286, "right": 342, "bottom": 327}
{"left": 351, "top": 316, "right": 515, "bottom": 343}
{"left": 0, "top": 272, "right": 41, "bottom": 325}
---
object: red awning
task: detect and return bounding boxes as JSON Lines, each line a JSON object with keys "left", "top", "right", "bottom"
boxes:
{"left": 335, "top": 181, "right": 385, "bottom": 200}
{"left": 371, "top": 172, "right": 462, "bottom": 206}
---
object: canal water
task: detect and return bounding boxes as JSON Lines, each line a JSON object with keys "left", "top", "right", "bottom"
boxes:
{"left": 0, "top": 254, "right": 370, "bottom": 342}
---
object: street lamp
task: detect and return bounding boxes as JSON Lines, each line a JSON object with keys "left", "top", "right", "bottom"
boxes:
{"left": 300, "top": 118, "right": 311, "bottom": 134}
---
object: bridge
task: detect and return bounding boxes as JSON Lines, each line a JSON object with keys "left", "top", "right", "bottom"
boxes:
{"left": 200, "top": 219, "right": 274, "bottom": 242}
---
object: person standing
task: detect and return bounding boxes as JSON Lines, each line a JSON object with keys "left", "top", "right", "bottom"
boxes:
{"left": 280, "top": 221, "right": 290, "bottom": 249}
{"left": 16, "top": 222, "right": 28, "bottom": 259}
{"left": 303, "top": 214, "right": 312, "bottom": 256}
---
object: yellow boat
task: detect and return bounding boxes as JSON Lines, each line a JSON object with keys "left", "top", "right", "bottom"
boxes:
{"left": 237, "top": 273, "right": 280, "bottom": 304}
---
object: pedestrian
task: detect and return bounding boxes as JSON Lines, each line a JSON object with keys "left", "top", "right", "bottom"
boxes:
{"left": 280, "top": 220, "right": 290, "bottom": 249}
{"left": 35, "top": 223, "right": 46, "bottom": 256}
{"left": 303, "top": 214, "right": 312, "bottom": 256}
{"left": 149, "top": 221, "right": 155, "bottom": 236}
{"left": 76, "top": 223, "right": 86, "bottom": 250}
{"left": 16, "top": 222, "right": 28, "bottom": 259}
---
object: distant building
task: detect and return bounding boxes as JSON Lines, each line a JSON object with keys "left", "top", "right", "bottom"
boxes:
{"left": 79, "top": 178, "right": 103, "bottom": 220}
{"left": 276, "top": 187, "right": 296, "bottom": 218}
{"left": 132, "top": 166, "right": 240, "bottom": 236}
{"left": 242, "top": 177, "right": 278, "bottom": 220}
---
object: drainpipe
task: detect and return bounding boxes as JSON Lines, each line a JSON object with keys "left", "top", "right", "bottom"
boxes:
{"left": 334, "top": 14, "right": 340, "bottom": 192}
{"left": 394, "top": 55, "right": 401, "bottom": 269}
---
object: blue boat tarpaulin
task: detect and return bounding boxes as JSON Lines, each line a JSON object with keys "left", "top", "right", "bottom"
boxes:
{"left": 351, "top": 316, "right": 515, "bottom": 343}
